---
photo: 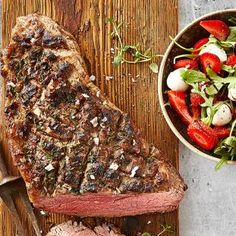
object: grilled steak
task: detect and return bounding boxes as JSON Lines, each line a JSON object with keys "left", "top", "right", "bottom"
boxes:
{"left": 1, "top": 14, "right": 186, "bottom": 217}
{"left": 47, "top": 221, "right": 125, "bottom": 236}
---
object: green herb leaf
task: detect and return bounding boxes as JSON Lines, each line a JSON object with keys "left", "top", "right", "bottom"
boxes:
{"left": 222, "top": 64, "right": 236, "bottom": 74}
{"left": 214, "top": 136, "right": 236, "bottom": 170}
{"left": 149, "top": 63, "right": 159, "bottom": 73}
{"left": 226, "top": 26, "right": 236, "bottom": 42}
{"left": 207, "top": 67, "right": 236, "bottom": 88}
{"left": 113, "top": 55, "right": 122, "bottom": 67}
{"left": 215, "top": 155, "right": 228, "bottom": 171}
{"left": 158, "top": 224, "right": 175, "bottom": 236}
{"left": 205, "top": 85, "right": 218, "bottom": 96}
{"left": 209, "top": 34, "right": 236, "bottom": 48}
{"left": 182, "top": 69, "right": 208, "bottom": 83}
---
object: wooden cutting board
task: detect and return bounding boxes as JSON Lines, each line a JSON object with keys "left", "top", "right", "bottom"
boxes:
{"left": 0, "top": 0, "right": 179, "bottom": 235}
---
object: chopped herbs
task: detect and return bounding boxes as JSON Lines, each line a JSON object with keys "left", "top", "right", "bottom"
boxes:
{"left": 141, "top": 224, "right": 175, "bottom": 236}
{"left": 107, "top": 18, "right": 161, "bottom": 73}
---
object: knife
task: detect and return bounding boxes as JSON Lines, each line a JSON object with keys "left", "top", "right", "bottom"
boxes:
{"left": 0, "top": 144, "right": 41, "bottom": 236}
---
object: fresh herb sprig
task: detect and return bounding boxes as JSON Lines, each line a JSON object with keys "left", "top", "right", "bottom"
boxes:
{"left": 214, "top": 136, "right": 236, "bottom": 170}
{"left": 142, "top": 224, "right": 175, "bottom": 236}
{"left": 214, "top": 120, "right": 236, "bottom": 170}
{"left": 107, "top": 18, "right": 161, "bottom": 73}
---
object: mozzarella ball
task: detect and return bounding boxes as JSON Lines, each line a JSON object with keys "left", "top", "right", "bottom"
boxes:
{"left": 166, "top": 68, "right": 189, "bottom": 92}
{"left": 228, "top": 87, "right": 236, "bottom": 101}
{"left": 199, "top": 43, "right": 227, "bottom": 62}
{"left": 212, "top": 104, "right": 232, "bottom": 126}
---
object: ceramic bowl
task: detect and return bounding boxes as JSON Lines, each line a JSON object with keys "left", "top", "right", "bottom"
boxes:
{"left": 158, "top": 9, "right": 236, "bottom": 163}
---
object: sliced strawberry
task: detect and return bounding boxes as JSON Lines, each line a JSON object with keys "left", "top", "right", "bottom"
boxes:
{"left": 187, "top": 120, "right": 218, "bottom": 150}
{"left": 190, "top": 93, "right": 205, "bottom": 106}
{"left": 167, "top": 90, "right": 193, "bottom": 125}
{"left": 200, "top": 20, "right": 230, "bottom": 41}
{"left": 174, "top": 59, "right": 198, "bottom": 70}
{"left": 226, "top": 55, "right": 236, "bottom": 67}
{"left": 200, "top": 52, "right": 221, "bottom": 74}
{"left": 213, "top": 126, "right": 230, "bottom": 139}
{"left": 190, "top": 93, "right": 204, "bottom": 120}
{"left": 191, "top": 106, "right": 201, "bottom": 120}
{"left": 192, "top": 38, "right": 209, "bottom": 54}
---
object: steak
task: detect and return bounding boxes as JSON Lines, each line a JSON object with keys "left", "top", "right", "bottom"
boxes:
{"left": 47, "top": 221, "right": 124, "bottom": 236}
{"left": 1, "top": 14, "right": 186, "bottom": 217}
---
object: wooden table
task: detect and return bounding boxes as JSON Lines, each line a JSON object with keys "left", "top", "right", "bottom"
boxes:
{"left": 0, "top": 0, "right": 179, "bottom": 235}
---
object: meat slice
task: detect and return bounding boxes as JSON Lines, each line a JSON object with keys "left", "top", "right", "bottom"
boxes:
{"left": 47, "top": 221, "right": 125, "bottom": 236}
{"left": 1, "top": 14, "right": 186, "bottom": 217}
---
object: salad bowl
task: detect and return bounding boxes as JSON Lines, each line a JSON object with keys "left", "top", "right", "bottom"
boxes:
{"left": 158, "top": 9, "right": 236, "bottom": 164}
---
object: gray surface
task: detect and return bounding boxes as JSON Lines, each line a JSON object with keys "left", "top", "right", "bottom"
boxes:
{"left": 179, "top": 1, "right": 236, "bottom": 236}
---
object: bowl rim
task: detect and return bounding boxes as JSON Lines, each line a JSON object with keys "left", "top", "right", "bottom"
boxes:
{"left": 158, "top": 8, "right": 236, "bottom": 164}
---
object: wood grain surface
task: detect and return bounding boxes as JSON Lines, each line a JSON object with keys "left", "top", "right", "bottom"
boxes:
{"left": 0, "top": 0, "right": 179, "bottom": 235}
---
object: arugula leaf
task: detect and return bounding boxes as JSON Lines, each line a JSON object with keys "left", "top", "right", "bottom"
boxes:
{"left": 113, "top": 55, "right": 122, "bottom": 67}
{"left": 215, "top": 155, "right": 229, "bottom": 171}
{"left": 222, "top": 64, "right": 236, "bottom": 74}
{"left": 226, "top": 26, "right": 236, "bottom": 42}
{"left": 208, "top": 34, "right": 236, "bottom": 48}
{"left": 149, "top": 63, "right": 159, "bottom": 73}
{"left": 214, "top": 136, "right": 236, "bottom": 170}
{"left": 206, "top": 68, "right": 236, "bottom": 88}
{"left": 205, "top": 85, "right": 218, "bottom": 96}
{"left": 182, "top": 69, "right": 208, "bottom": 83}
{"left": 189, "top": 83, "right": 214, "bottom": 126}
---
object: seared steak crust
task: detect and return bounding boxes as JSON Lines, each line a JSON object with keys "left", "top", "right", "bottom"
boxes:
{"left": 1, "top": 14, "right": 186, "bottom": 216}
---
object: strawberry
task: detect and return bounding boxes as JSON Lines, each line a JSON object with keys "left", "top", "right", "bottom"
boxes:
{"left": 174, "top": 59, "right": 198, "bottom": 70}
{"left": 213, "top": 126, "right": 230, "bottom": 139}
{"left": 190, "top": 93, "right": 205, "bottom": 106}
{"left": 190, "top": 93, "right": 204, "bottom": 120}
{"left": 192, "top": 38, "right": 209, "bottom": 54}
{"left": 226, "top": 55, "right": 236, "bottom": 67}
{"left": 167, "top": 90, "right": 193, "bottom": 125}
{"left": 187, "top": 120, "right": 218, "bottom": 150}
{"left": 199, "top": 20, "right": 230, "bottom": 41}
{"left": 191, "top": 106, "right": 201, "bottom": 120}
{"left": 200, "top": 52, "right": 221, "bottom": 74}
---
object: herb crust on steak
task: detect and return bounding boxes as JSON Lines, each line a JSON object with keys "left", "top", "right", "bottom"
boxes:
{"left": 1, "top": 14, "right": 186, "bottom": 217}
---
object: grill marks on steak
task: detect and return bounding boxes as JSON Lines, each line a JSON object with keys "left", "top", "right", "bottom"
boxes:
{"left": 1, "top": 14, "right": 186, "bottom": 216}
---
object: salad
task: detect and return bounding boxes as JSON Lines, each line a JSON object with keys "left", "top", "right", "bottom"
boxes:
{"left": 166, "top": 18, "right": 236, "bottom": 168}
